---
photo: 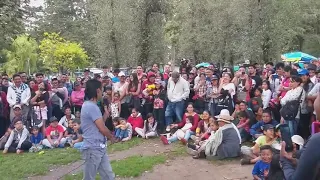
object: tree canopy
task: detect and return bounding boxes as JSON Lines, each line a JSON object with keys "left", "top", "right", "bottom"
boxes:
{"left": 3, "top": 34, "right": 38, "bottom": 75}
{"left": 1, "top": 0, "right": 320, "bottom": 71}
{"left": 39, "top": 32, "right": 88, "bottom": 73}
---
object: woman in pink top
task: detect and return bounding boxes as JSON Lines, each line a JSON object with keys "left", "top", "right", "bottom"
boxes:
{"left": 279, "top": 66, "right": 292, "bottom": 98}
{"left": 71, "top": 82, "right": 85, "bottom": 112}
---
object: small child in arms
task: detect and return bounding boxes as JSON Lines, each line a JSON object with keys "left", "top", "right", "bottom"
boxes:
{"left": 252, "top": 145, "right": 272, "bottom": 180}
{"left": 173, "top": 116, "right": 193, "bottom": 144}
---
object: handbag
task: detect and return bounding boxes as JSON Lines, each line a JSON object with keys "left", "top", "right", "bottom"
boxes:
{"left": 280, "top": 89, "right": 304, "bottom": 120}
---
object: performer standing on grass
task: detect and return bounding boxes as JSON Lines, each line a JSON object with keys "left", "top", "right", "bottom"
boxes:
{"left": 81, "top": 79, "right": 115, "bottom": 180}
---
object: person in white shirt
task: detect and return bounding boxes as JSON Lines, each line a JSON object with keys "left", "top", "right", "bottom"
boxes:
{"left": 280, "top": 76, "right": 306, "bottom": 137}
{"left": 7, "top": 74, "right": 31, "bottom": 121}
{"left": 219, "top": 73, "right": 235, "bottom": 98}
{"left": 165, "top": 71, "right": 190, "bottom": 129}
{"left": 261, "top": 80, "right": 272, "bottom": 109}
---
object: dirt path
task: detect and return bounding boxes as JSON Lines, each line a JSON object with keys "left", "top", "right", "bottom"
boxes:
{"left": 28, "top": 140, "right": 174, "bottom": 180}
{"left": 28, "top": 140, "right": 253, "bottom": 180}
{"left": 118, "top": 157, "right": 252, "bottom": 180}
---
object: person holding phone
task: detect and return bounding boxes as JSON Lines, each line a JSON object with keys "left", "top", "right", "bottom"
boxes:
{"left": 280, "top": 133, "right": 320, "bottom": 180}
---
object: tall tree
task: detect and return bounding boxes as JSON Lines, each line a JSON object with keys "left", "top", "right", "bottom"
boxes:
{"left": 0, "top": 0, "right": 26, "bottom": 63}
{"left": 3, "top": 34, "right": 38, "bottom": 75}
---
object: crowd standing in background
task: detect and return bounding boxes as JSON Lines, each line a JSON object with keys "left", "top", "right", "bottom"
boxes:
{"left": 0, "top": 59, "right": 320, "bottom": 180}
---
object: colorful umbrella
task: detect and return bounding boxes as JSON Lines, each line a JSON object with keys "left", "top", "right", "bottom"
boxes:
{"left": 281, "top": 52, "right": 317, "bottom": 63}
{"left": 196, "top": 62, "right": 210, "bottom": 68}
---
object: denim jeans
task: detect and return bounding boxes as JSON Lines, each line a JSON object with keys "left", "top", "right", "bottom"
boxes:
{"left": 81, "top": 148, "right": 115, "bottom": 180}
{"left": 115, "top": 128, "right": 129, "bottom": 139}
{"left": 238, "top": 128, "right": 250, "bottom": 142}
{"left": 73, "top": 142, "right": 84, "bottom": 149}
{"left": 168, "top": 130, "right": 195, "bottom": 143}
{"left": 285, "top": 119, "right": 298, "bottom": 137}
{"left": 165, "top": 100, "right": 185, "bottom": 126}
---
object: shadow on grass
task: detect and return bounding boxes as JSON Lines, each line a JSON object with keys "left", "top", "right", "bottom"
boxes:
{"left": 64, "top": 155, "right": 166, "bottom": 180}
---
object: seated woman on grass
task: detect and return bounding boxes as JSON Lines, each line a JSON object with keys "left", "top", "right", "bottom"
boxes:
{"left": 191, "top": 110, "right": 212, "bottom": 143}
{"left": 205, "top": 109, "right": 241, "bottom": 160}
{"left": 160, "top": 103, "right": 199, "bottom": 145}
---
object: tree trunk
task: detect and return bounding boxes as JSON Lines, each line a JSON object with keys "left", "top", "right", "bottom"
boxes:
{"left": 110, "top": 0, "right": 119, "bottom": 64}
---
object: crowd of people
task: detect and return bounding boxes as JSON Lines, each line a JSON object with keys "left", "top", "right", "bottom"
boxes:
{"left": 0, "top": 59, "right": 320, "bottom": 180}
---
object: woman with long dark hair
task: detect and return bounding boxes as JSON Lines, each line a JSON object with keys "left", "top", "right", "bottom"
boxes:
{"left": 81, "top": 79, "right": 115, "bottom": 179}
{"left": 126, "top": 73, "right": 141, "bottom": 110}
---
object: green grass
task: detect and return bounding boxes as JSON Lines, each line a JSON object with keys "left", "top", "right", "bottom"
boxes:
{"left": 0, "top": 138, "right": 144, "bottom": 180}
{"left": 64, "top": 155, "right": 166, "bottom": 180}
{"left": 108, "top": 137, "right": 143, "bottom": 153}
{"left": 0, "top": 148, "right": 80, "bottom": 180}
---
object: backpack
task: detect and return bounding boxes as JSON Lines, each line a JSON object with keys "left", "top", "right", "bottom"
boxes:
{"left": 216, "top": 94, "right": 234, "bottom": 116}
{"left": 280, "top": 89, "right": 304, "bottom": 120}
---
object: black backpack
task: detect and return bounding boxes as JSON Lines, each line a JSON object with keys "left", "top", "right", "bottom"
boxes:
{"left": 216, "top": 93, "right": 234, "bottom": 116}
{"left": 280, "top": 89, "right": 304, "bottom": 120}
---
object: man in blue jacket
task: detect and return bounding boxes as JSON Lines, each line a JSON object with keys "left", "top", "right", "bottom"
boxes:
{"left": 250, "top": 109, "right": 278, "bottom": 139}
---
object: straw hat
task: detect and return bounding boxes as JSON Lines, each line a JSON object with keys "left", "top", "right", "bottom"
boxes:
{"left": 215, "top": 109, "right": 234, "bottom": 124}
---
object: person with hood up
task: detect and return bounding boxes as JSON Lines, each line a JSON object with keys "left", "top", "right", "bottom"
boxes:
{"left": 127, "top": 108, "right": 143, "bottom": 136}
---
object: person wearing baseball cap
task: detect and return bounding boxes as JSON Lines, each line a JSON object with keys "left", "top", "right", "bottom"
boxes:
{"left": 42, "top": 116, "right": 67, "bottom": 149}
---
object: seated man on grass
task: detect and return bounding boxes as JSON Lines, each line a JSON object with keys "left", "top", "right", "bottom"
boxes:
{"left": 2, "top": 118, "right": 32, "bottom": 154}
{"left": 42, "top": 116, "right": 66, "bottom": 148}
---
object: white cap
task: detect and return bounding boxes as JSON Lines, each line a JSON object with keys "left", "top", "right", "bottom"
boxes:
{"left": 291, "top": 135, "right": 304, "bottom": 146}
{"left": 118, "top": 72, "right": 125, "bottom": 77}
{"left": 13, "top": 104, "right": 22, "bottom": 109}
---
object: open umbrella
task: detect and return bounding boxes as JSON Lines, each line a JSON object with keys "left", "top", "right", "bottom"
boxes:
{"left": 196, "top": 62, "right": 210, "bottom": 68}
{"left": 281, "top": 51, "right": 317, "bottom": 63}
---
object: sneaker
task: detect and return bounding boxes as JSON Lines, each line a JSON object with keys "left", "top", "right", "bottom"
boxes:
{"left": 160, "top": 135, "right": 169, "bottom": 145}
{"left": 186, "top": 148, "right": 198, "bottom": 156}
{"left": 180, "top": 138, "right": 187, "bottom": 145}
{"left": 187, "top": 143, "right": 197, "bottom": 150}
{"left": 166, "top": 126, "right": 171, "bottom": 132}
{"left": 137, "top": 135, "right": 140, "bottom": 138}
{"left": 199, "top": 151, "right": 206, "bottom": 159}
{"left": 240, "top": 158, "right": 251, "bottom": 165}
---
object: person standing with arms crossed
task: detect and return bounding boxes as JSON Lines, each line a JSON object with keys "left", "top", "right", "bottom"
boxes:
{"left": 81, "top": 79, "right": 115, "bottom": 180}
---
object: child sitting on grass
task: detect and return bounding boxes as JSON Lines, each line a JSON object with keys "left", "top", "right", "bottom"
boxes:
{"left": 127, "top": 108, "right": 143, "bottom": 135}
{"left": 135, "top": 113, "right": 158, "bottom": 139}
{"left": 64, "top": 120, "right": 74, "bottom": 140}
{"left": 29, "top": 126, "right": 43, "bottom": 153}
{"left": 241, "top": 124, "right": 277, "bottom": 165}
{"left": 252, "top": 145, "right": 273, "bottom": 180}
{"left": 42, "top": 116, "right": 66, "bottom": 148}
{"left": 3, "top": 119, "right": 32, "bottom": 154}
{"left": 237, "top": 111, "right": 250, "bottom": 143}
{"left": 114, "top": 117, "right": 132, "bottom": 142}
{"left": 69, "top": 119, "right": 83, "bottom": 149}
